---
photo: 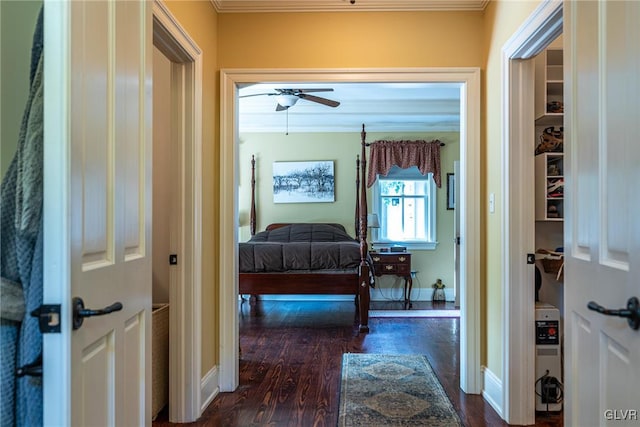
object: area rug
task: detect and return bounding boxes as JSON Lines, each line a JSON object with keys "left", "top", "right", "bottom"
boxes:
{"left": 338, "top": 354, "right": 463, "bottom": 427}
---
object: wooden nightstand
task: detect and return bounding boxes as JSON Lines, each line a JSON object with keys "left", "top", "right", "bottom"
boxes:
{"left": 369, "top": 252, "right": 413, "bottom": 307}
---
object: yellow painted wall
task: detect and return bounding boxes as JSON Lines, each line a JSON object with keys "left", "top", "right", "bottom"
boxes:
{"left": 482, "top": 0, "right": 541, "bottom": 378}
{"left": 238, "top": 131, "right": 460, "bottom": 298}
{"left": 163, "top": 0, "right": 219, "bottom": 375}
{"left": 158, "top": 0, "right": 545, "bottom": 387}
{"left": 218, "top": 11, "right": 484, "bottom": 68}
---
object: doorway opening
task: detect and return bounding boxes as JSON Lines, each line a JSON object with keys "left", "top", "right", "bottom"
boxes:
{"left": 235, "top": 82, "right": 462, "bottom": 312}
{"left": 219, "top": 68, "right": 482, "bottom": 395}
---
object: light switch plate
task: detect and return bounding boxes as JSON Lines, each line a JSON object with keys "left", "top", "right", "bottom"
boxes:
{"left": 489, "top": 193, "right": 495, "bottom": 213}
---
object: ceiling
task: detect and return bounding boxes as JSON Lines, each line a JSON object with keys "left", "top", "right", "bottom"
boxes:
{"left": 212, "top": 0, "right": 489, "bottom": 13}
{"left": 238, "top": 82, "right": 462, "bottom": 134}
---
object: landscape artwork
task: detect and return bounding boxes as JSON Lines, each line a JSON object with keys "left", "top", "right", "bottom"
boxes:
{"left": 273, "top": 160, "right": 335, "bottom": 203}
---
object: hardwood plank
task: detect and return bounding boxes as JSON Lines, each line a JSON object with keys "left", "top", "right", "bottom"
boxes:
{"left": 153, "top": 300, "right": 562, "bottom": 426}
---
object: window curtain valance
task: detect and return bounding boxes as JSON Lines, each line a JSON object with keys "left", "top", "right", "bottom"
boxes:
{"left": 367, "top": 140, "right": 442, "bottom": 188}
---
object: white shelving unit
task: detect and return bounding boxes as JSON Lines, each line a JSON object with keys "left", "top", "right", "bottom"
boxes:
{"left": 535, "top": 153, "right": 564, "bottom": 221}
{"left": 535, "top": 48, "right": 564, "bottom": 125}
{"left": 534, "top": 44, "right": 564, "bottom": 222}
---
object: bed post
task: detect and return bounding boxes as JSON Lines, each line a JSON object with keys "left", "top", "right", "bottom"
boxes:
{"left": 250, "top": 154, "right": 256, "bottom": 237}
{"left": 357, "top": 125, "right": 370, "bottom": 333}
{"left": 355, "top": 155, "right": 360, "bottom": 239}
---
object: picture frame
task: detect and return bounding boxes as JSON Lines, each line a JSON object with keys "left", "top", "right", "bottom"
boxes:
{"left": 446, "top": 173, "right": 455, "bottom": 210}
{"left": 273, "top": 160, "right": 335, "bottom": 203}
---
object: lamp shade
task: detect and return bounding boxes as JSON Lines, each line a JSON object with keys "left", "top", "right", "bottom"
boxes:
{"left": 367, "top": 213, "right": 380, "bottom": 228}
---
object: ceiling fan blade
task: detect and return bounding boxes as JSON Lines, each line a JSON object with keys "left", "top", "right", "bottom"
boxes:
{"left": 239, "top": 92, "right": 277, "bottom": 98}
{"left": 293, "top": 88, "right": 334, "bottom": 94}
{"left": 298, "top": 93, "right": 340, "bottom": 107}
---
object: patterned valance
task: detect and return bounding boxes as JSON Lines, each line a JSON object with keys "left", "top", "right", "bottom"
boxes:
{"left": 367, "top": 140, "right": 442, "bottom": 188}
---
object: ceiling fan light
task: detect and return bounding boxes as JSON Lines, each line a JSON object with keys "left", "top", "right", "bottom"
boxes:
{"left": 276, "top": 94, "right": 298, "bottom": 108}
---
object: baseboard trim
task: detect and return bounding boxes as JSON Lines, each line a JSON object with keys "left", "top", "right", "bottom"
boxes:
{"left": 240, "top": 294, "right": 455, "bottom": 303}
{"left": 482, "top": 366, "right": 504, "bottom": 418}
{"left": 369, "top": 309, "right": 459, "bottom": 318}
{"left": 200, "top": 366, "right": 219, "bottom": 414}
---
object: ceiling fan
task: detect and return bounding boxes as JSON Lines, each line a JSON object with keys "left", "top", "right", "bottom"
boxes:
{"left": 240, "top": 88, "right": 340, "bottom": 111}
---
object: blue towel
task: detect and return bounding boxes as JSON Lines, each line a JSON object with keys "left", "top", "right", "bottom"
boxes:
{"left": 0, "top": 7, "right": 44, "bottom": 426}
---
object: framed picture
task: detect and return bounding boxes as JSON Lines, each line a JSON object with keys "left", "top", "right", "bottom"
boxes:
{"left": 446, "top": 173, "right": 455, "bottom": 210}
{"left": 273, "top": 160, "right": 335, "bottom": 203}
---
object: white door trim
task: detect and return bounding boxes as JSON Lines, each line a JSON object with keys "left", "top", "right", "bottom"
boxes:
{"left": 42, "top": 2, "right": 72, "bottom": 422}
{"left": 500, "top": 1, "right": 562, "bottom": 424}
{"left": 219, "top": 68, "right": 482, "bottom": 394}
{"left": 152, "top": 1, "right": 204, "bottom": 422}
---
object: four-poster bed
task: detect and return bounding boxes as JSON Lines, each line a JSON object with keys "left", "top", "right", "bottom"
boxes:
{"left": 239, "top": 125, "right": 373, "bottom": 332}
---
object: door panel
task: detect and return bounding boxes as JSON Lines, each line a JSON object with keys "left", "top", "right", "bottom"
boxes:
{"left": 565, "top": 0, "right": 640, "bottom": 425}
{"left": 73, "top": 2, "right": 113, "bottom": 269}
{"left": 79, "top": 333, "right": 115, "bottom": 426}
{"left": 44, "top": 1, "right": 151, "bottom": 425}
{"left": 123, "top": 313, "right": 145, "bottom": 426}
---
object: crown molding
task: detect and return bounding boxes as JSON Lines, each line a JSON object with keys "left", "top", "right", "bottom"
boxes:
{"left": 211, "top": 0, "right": 489, "bottom": 13}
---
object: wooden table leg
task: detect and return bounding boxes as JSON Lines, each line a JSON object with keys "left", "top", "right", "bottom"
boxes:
{"left": 404, "top": 276, "right": 413, "bottom": 309}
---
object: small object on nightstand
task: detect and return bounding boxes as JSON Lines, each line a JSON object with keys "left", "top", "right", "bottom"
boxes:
{"left": 432, "top": 279, "right": 446, "bottom": 303}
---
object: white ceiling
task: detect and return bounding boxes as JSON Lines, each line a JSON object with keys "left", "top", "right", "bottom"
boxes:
{"left": 212, "top": 0, "right": 489, "bottom": 13}
{"left": 238, "top": 82, "right": 462, "bottom": 134}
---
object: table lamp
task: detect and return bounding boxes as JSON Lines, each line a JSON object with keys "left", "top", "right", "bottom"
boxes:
{"left": 367, "top": 213, "right": 380, "bottom": 250}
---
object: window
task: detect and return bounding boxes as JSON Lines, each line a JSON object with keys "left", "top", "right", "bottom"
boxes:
{"left": 372, "top": 166, "right": 437, "bottom": 250}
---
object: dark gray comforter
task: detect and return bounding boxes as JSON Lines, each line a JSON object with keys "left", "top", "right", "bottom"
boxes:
{"left": 239, "top": 224, "right": 363, "bottom": 273}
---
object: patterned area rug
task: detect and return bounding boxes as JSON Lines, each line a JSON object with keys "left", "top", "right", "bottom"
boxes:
{"left": 338, "top": 354, "right": 463, "bottom": 426}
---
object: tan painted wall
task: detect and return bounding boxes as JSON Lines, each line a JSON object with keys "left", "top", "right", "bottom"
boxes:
{"left": 238, "top": 131, "right": 460, "bottom": 299}
{"left": 163, "top": 0, "right": 219, "bottom": 375}
{"left": 159, "top": 0, "right": 544, "bottom": 385}
{"left": 218, "top": 11, "right": 484, "bottom": 68}
{"left": 482, "top": 0, "right": 541, "bottom": 379}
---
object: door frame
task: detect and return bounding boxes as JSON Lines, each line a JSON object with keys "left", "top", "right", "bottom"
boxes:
{"left": 500, "top": 0, "right": 562, "bottom": 424}
{"left": 219, "top": 68, "right": 482, "bottom": 394}
{"left": 152, "top": 1, "right": 203, "bottom": 422}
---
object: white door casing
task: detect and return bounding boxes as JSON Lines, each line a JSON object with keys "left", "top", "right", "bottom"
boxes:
{"left": 220, "top": 68, "right": 482, "bottom": 394}
{"left": 564, "top": 1, "right": 640, "bottom": 425}
{"left": 43, "top": 1, "right": 152, "bottom": 425}
{"left": 501, "top": 0, "right": 562, "bottom": 423}
{"left": 152, "top": 1, "right": 205, "bottom": 422}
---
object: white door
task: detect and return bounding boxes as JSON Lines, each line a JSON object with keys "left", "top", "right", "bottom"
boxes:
{"left": 564, "top": 1, "right": 640, "bottom": 426}
{"left": 43, "top": 1, "right": 152, "bottom": 425}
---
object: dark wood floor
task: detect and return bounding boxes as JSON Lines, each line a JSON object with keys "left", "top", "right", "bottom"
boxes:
{"left": 153, "top": 300, "right": 562, "bottom": 426}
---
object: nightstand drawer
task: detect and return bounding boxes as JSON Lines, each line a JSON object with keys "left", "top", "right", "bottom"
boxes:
{"left": 371, "top": 254, "right": 410, "bottom": 264}
{"left": 370, "top": 252, "right": 411, "bottom": 278}
{"left": 380, "top": 263, "right": 399, "bottom": 273}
